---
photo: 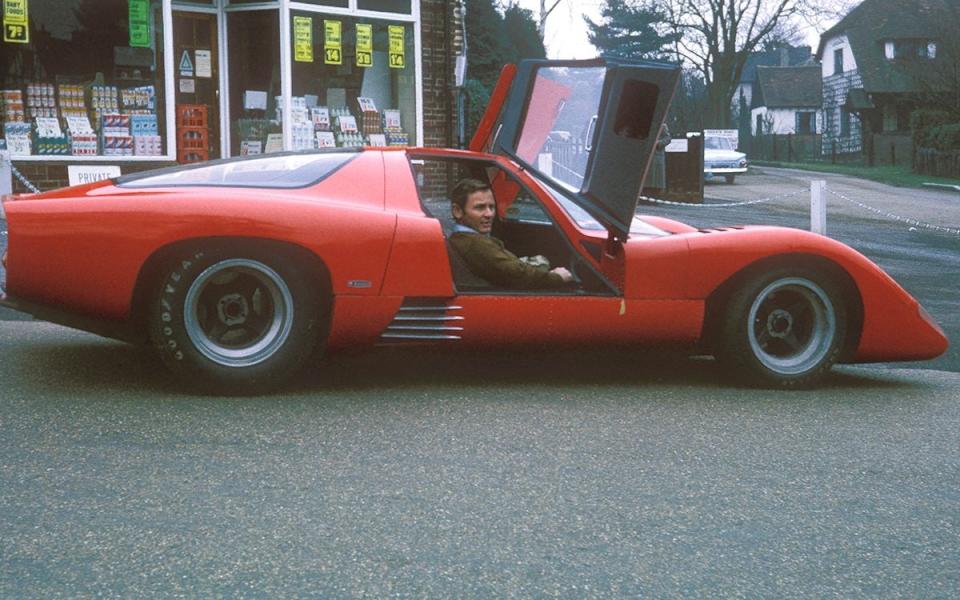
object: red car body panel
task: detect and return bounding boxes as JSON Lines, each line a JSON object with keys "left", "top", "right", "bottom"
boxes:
{"left": 1, "top": 146, "right": 947, "bottom": 366}
{"left": 4, "top": 152, "right": 396, "bottom": 320}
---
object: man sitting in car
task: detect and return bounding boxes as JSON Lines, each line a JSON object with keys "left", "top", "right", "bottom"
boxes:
{"left": 448, "top": 178, "right": 574, "bottom": 289}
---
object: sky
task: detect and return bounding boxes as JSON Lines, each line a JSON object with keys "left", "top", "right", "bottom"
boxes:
{"left": 512, "top": 0, "right": 836, "bottom": 60}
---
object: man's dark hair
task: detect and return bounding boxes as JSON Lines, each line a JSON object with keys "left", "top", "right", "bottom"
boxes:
{"left": 451, "top": 178, "right": 492, "bottom": 211}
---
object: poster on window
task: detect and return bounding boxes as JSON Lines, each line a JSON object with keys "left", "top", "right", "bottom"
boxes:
{"left": 356, "top": 23, "right": 373, "bottom": 67}
{"left": 324, "top": 20, "right": 342, "bottom": 65}
{"left": 3, "top": 0, "right": 29, "bottom": 44}
{"left": 128, "top": 0, "right": 150, "bottom": 47}
{"left": 294, "top": 16, "right": 313, "bottom": 63}
{"left": 388, "top": 25, "right": 405, "bottom": 69}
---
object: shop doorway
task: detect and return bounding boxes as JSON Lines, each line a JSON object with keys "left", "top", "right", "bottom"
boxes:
{"left": 173, "top": 11, "right": 221, "bottom": 162}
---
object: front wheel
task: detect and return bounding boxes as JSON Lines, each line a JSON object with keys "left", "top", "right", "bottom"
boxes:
{"left": 148, "top": 245, "right": 324, "bottom": 394}
{"left": 715, "top": 267, "right": 847, "bottom": 388}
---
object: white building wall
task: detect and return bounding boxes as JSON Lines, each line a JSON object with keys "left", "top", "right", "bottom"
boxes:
{"left": 821, "top": 34, "right": 859, "bottom": 77}
{"left": 751, "top": 107, "right": 822, "bottom": 134}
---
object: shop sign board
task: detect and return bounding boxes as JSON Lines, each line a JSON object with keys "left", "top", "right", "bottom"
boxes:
{"left": 356, "top": 23, "right": 373, "bottom": 67}
{"left": 128, "top": 0, "right": 150, "bottom": 48}
{"left": 324, "top": 20, "right": 342, "bottom": 65}
{"left": 388, "top": 25, "right": 404, "bottom": 69}
{"left": 68, "top": 165, "right": 121, "bottom": 187}
{"left": 294, "top": 16, "right": 313, "bottom": 63}
{"left": 3, "top": 0, "right": 29, "bottom": 44}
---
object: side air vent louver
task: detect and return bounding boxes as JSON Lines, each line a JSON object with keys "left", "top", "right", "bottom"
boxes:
{"left": 378, "top": 299, "right": 464, "bottom": 343}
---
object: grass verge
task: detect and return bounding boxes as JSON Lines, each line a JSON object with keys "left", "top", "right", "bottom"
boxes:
{"left": 753, "top": 160, "right": 960, "bottom": 189}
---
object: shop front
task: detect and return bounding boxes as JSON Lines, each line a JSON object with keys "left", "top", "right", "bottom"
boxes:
{"left": 1, "top": 0, "right": 453, "bottom": 191}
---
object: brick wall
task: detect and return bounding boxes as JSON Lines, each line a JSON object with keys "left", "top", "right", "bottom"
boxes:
{"left": 420, "top": 0, "right": 456, "bottom": 149}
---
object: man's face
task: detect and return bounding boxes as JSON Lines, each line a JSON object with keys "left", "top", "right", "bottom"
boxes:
{"left": 454, "top": 189, "right": 495, "bottom": 234}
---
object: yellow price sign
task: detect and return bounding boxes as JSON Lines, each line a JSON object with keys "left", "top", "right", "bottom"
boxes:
{"left": 356, "top": 23, "right": 372, "bottom": 68}
{"left": 324, "top": 20, "right": 342, "bottom": 65}
{"left": 388, "top": 25, "right": 405, "bottom": 69}
{"left": 294, "top": 16, "right": 313, "bottom": 62}
{"left": 3, "top": 0, "right": 29, "bottom": 44}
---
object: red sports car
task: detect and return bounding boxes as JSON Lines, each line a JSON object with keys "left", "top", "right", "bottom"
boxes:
{"left": 0, "top": 59, "right": 948, "bottom": 393}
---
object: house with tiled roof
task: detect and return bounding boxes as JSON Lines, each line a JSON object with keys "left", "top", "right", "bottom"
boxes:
{"left": 816, "top": 0, "right": 956, "bottom": 162}
{"left": 733, "top": 45, "right": 813, "bottom": 112}
{"left": 750, "top": 66, "right": 823, "bottom": 135}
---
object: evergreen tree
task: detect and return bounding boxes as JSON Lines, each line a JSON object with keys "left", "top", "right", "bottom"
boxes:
{"left": 584, "top": 0, "right": 678, "bottom": 61}
{"left": 464, "top": 1, "right": 545, "bottom": 139}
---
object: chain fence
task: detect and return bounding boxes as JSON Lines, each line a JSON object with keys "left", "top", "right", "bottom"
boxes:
{"left": 639, "top": 188, "right": 807, "bottom": 208}
{"left": 637, "top": 181, "right": 959, "bottom": 238}
{"left": 827, "top": 188, "right": 960, "bottom": 236}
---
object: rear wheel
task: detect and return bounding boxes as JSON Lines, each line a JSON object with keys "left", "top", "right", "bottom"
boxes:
{"left": 148, "top": 245, "right": 324, "bottom": 394}
{"left": 716, "top": 267, "right": 847, "bottom": 388}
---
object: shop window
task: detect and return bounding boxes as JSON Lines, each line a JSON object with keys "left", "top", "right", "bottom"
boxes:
{"left": 0, "top": 0, "right": 167, "bottom": 159}
{"left": 283, "top": 14, "right": 417, "bottom": 152}
{"left": 296, "top": 0, "right": 350, "bottom": 7}
{"left": 227, "top": 9, "right": 281, "bottom": 157}
{"left": 357, "top": 0, "right": 412, "bottom": 13}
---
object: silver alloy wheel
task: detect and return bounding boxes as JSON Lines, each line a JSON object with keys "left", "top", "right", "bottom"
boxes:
{"left": 747, "top": 277, "right": 837, "bottom": 375}
{"left": 183, "top": 258, "right": 295, "bottom": 367}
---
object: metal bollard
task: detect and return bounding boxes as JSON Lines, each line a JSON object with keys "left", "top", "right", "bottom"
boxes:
{"left": 0, "top": 149, "right": 12, "bottom": 220}
{"left": 810, "top": 180, "right": 826, "bottom": 235}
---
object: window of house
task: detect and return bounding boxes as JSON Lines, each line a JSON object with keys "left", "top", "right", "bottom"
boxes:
{"left": 795, "top": 112, "right": 816, "bottom": 134}
{"left": 883, "top": 104, "right": 898, "bottom": 132}
{"left": 885, "top": 39, "right": 938, "bottom": 61}
{"left": 285, "top": 13, "right": 417, "bottom": 151}
{"left": 833, "top": 48, "right": 844, "bottom": 75}
{"left": 1, "top": 0, "right": 168, "bottom": 159}
{"left": 840, "top": 107, "right": 852, "bottom": 137}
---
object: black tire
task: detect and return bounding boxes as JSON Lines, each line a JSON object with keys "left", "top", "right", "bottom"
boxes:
{"left": 724, "top": 174, "right": 736, "bottom": 184}
{"left": 715, "top": 266, "right": 847, "bottom": 388}
{"left": 148, "top": 244, "right": 324, "bottom": 394}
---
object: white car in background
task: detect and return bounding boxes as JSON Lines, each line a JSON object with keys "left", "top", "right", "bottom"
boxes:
{"left": 704, "top": 135, "right": 748, "bottom": 184}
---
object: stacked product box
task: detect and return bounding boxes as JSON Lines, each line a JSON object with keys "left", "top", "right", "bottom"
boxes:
{"left": 58, "top": 84, "right": 87, "bottom": 120}
{"left": 355, "top": 97, "right": 381, "bottom": 136}
{"left": 101, "top": 113, "right": 133, "bottom": 156}
{"left": 65, "top": 115, "right": 98, "bottom": 156}
{"left": 33, "top": 117, "right": 69, "bottom": 155}
{"left": 131, "top": 114, "right": 162, "bottom": 156}
{"left": 26, "top": 83, "right": 57, "bottom": 119}
{"left": 2, "top": 90, "right": 26, "bottom": 123}
{"left": 382, "top": 109, "right": 408, "bottom": 147}
{"left": 90, "top": 85, "right": 120, "bottom": 128}
{"left": 4, "top": 121, "right": 32, "bottom": 155}
{"left": 120, "top": 85, "right": 155, "bottom": 113}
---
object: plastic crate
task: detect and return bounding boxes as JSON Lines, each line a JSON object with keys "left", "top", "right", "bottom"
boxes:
{"left": 176, "top": 104, "right": 208, "bottom": 129}
{"left": 176, "top": 126, "right": 208, "bottom": 152}
{"left": 178, "top": 148, "right": 209, "bottom": 164}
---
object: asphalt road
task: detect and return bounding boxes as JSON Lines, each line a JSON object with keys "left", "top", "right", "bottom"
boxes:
{"left": 2, "top": 169, "right": 959, "bottom": 597}
{"left": 1, "top": 322, "right": 959, "bottom": 598}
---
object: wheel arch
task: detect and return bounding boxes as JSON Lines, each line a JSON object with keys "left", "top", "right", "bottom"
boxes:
{"left": 702, "top": 253, "right": 864, "bottom": 361}
{"left": 128, "top": 236, "right": 333, "bottom": 344}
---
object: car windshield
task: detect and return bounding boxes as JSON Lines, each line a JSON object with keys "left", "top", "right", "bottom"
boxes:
{"left": 515, "top": 66, "right": 606, "bottom": 190}
{"left": 117, "top": 151, "right": 356, "bottom": 188}
{"left": 704, "top": 137, "right": 735, "bottom": 150}
{"left": 538, "top": 176, "right": 668, "bottom": 237}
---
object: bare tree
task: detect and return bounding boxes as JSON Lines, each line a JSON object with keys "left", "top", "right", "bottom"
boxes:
{"left": 660, "top": 0, "right": 806, "bottom": 127}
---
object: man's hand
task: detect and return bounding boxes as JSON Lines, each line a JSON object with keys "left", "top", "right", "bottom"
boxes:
{"left": 550, "top": 266, "right": 574, "bottom": 282}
